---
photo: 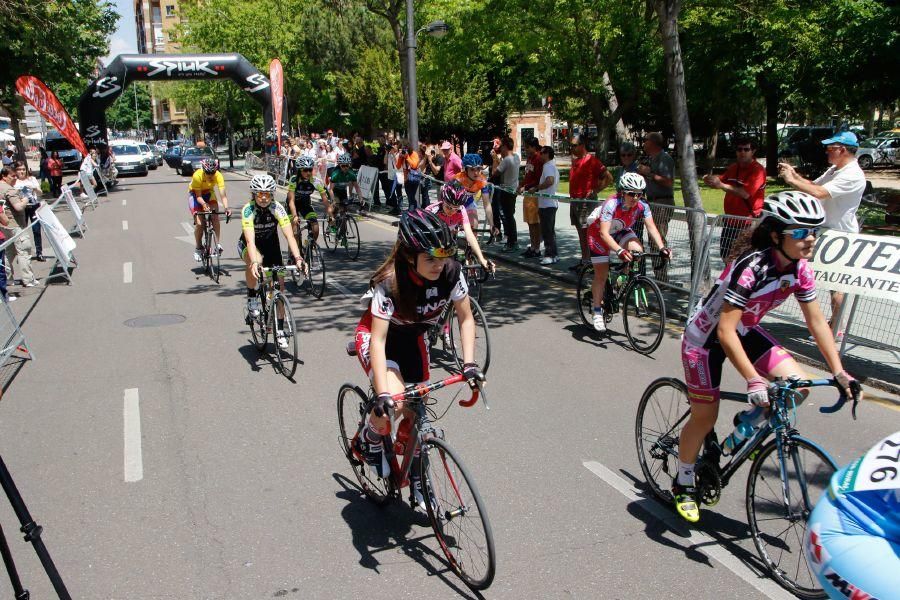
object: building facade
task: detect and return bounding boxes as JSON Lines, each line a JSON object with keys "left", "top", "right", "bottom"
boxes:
{"left": 134, "top": 0, "right": 189, "bottom": 137}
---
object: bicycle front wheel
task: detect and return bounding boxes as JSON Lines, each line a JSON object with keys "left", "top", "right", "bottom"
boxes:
{"left": 575, "top": 265, "right": 594, "bottom": 327}
{"left": 209, "top": 230, "right": 221, "bottom": 283}
{"left": 307, "top": 242, "right": 326, "bottom": 299}
{"left": 271, "top": 294, "right": 299, "bottom": 378}
{"left": 746, "top": 436, "right": 837, "bottom": 598}
{"left": 623, "top": 276, "right": 666, "bottom": 355}
{"left": 337, "top": 384, "right": 391, "bottom": 505}
{"left": 420, "top": 437, "right": 496, "bottom": 590}
{"left": 448, "top": 297, "right": 491, "bottom": 374}
{"left": 343, "top": 215, "right": 360, "bottom": 260}
{"left": 634, "top": 377, "right": 691, "bottom": 504}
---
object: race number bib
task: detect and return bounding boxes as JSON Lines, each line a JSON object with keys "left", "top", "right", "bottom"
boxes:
{"left": 837, "top": 431, "right": 900, "bottom": 493}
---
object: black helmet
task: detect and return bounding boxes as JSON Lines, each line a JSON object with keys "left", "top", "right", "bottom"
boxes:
{"left": 398, "top": 209, "right": 457, "bottom": 258}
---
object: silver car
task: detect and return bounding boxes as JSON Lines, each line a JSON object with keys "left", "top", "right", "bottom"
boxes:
{"left": 138, "top": 143, "right": 158, "bottom": 170}
{"left": 112, "top": 144, "right": 149, "bottom": 177}
{"left": 857, "top": 137, "right": 900, "bottom": 170}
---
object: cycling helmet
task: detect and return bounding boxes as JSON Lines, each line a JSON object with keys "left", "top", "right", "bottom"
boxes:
{"left": 200, "top": 158, "right": 219, "bottom": 174}
{"left": 249, "top": 173, "right": 277, "bottom": 194}
{"left": 337, "top": 153, "right": 352, "bottom": 166}
{"left": 617, "top": 172, "right": 646, "bottom": 193}
{"left": 296, "top": 156, "right": 315, "bottom": 170}
{"left": 398, "top": 208, "right": 457, "bottom": 258}
{"left": 761, "top": 191, "right": 825, "bottom": 228}
{"left": 440, "top": 182, "right": 467, "bottom": 207}
{"left": 462, "top": 153, "right": 483, "bottom": 168}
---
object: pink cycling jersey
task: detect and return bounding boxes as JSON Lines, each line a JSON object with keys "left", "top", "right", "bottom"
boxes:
{"left": 684, "top": 248, "right": 817, "bottom": 348}
{"left": 425, "top": 201, "right": 470, "bottom": 234}
{"left": 586, "top": 195, "right": 652, "bottom": 253}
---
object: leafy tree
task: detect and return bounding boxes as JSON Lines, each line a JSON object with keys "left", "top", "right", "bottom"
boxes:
{"left": 106, "top": 83, "right": 154, "bottom": 131}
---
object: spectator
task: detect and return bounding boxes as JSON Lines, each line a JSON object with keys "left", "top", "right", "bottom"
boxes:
{"left": 78, "top": 147, "right": 99, "bottom": 199}
{"left": 441, "top": 141, "right": 463, "bottom": 182}
{"left": 517, "top": 137, "right": 545, "bottom": 258}
{"left": 779, "top": 130, "right": 866, "bottom": 338}
{"left": 612, "top": 142, "right": 640, "bottom": 187}
{"left": 38, "top": 147, "right": 50, "bottom": 193}
{"left": 637, "top": 132, "right": 675, "bottom": 281}
{"left": 386, "top": 141, "right": 403, "bottom": 215}
{"left": 48, "top": 151, "right": 64, "bottom": 197}
{"left": 568, "top": 134, "right": 612, "bottom": 270}
{"left": 2, "top": 150, "right": 14, "bottom": 168}
{"left": 492, "top": 137, "right": 520, "bottom": 252}
{"left": 98, "top": 144, "right": 117, "bottom": 187}
{"left": 371, "top": 135, "right": 390, "bottom": 210}
{"left": 535, "top": 146, "right": 560, "bottom": 264}
{"left": 704, "top": 136, "right": 766, "bottom": 259}
{"left": 351, "top": 136, "right": 369, "bottom": 170}
{"left": 418, "top": 141, "right": 435, "bottom": 206}
{"left": 0, "top": 167, "right": 39, "bottom": 288}
{"left": 424, "top": 140, "right": 445, "bottom": 184}
{"left": 0, "top": 189, "right": 8, "bottom": 301}
{"left": 13, "top": 161, "right": 43, "bottom": 261}
{"left": 396, "top": 141, "right": 422, "bottom": 211}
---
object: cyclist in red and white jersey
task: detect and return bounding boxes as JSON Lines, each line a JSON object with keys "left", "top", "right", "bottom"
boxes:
{"left": 673, "top": 191, "right": 862, "bottom": 523}
{"left": 584, "top": 172, "right": 670, "bottom": 332}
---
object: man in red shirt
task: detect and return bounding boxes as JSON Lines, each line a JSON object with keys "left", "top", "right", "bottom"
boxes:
{"left": 516, "top": 137, "right": 545, "bottom": 258}
{"left": 703, "top": 136, "right": 766, "bottom": 259}
{"left": 568, "top": 134, "right": 612, "bottom": 269}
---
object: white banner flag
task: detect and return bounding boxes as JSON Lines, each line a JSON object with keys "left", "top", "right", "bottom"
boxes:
{"left": 357, "top": 166, "right": 379, "bottom": 201}
{"left": 810, "top": 230, "right": 900, "bottom": 303}
{"left": 36, "top": 203, "right": 76, "bottom": 256}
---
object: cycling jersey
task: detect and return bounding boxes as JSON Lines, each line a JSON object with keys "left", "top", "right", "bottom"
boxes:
{"left": 684, "top": 248, "right": 817, "bottom": 348}
{"left": 586, "top": 195, "right": 652, "bottom": 262}
{"left": 287, "top": 174, "right": 325, "bottom": 220}
{"left": 240, "top": 200, "right": 291, "bottom": 242}
{"left": 454, "top": 172, "right": 491, "bottom": 210}
{"left": 806, "top": 431, "right": 900, "bottom": 600}
{"left": 327, "top": 167, "right": 357, "bottom": 200}
{"left": 189, "top": 169, "right": 225, "bottom": 196}
{"left": 424, "top": 201, "right": 470, "bottom": 234}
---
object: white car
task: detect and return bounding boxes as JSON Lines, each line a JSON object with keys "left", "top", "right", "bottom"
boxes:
{"left": 857, "top": 137, "right": 900, "bottom": 170}
{"left": 110, "top": 143, "right": 149, "bottom": 177}
{"left": 138, "top": 143, "right": 158, "bottom": 170}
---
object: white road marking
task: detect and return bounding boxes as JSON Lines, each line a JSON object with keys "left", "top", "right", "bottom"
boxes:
{"left": 124, "top": 389, "right": 143, "bottom": 482}
{"left": 123, "top": 262, "right": 133, "bottom": 283}
{"left": 122, "top": 199, "right": 127, "bottom": 206}
{"left": 175, "top": 221, "right": 196, "bottom": 246}
{"left": 122, "top": 220, "right": 128, "bottom": 230}
{"left": 327, "top": 276, "right": 353, "bottom": 297}
{"left": 582, "top": 461, "right": 796, "bottom": 600}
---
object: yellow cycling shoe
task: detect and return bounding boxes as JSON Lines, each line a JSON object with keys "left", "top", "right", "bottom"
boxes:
{"left": 672, "top": 482, "right": 700, "bottom": 523}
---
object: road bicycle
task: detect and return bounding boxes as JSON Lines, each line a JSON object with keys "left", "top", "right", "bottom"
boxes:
{"left": 635, "top": 376, "right": 860, "bottom": 598}
{"left": 246, "top": 265, "right": 301, "bottom": 378}
{"left": 197, "top": 210, "right": 229, "bottom": 283}
{"left": 426, "top": 297, "right": 491, "bottom": 375}
{"left": 337, "top": 364, "right": 496, "bottom": 590}
{"left": 323, "top": 196, "right": 361, "bottom": 260}
{"left": 290, "top": 219, "right": 326, "bottom": 299}
{"left": 456, "top": 231, "right": 495, "bottom": 304}
{"left": 576, "top": 251, "right": 666, "bottom": 354}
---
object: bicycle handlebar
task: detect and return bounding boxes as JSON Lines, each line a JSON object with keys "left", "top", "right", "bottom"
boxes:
{"left": 197, "top": 209, "right": 231, "bottom": 224}
{"left": 389, "top": 372, "right": 485, "bottom": 409}
{"left": 766, "top": 377, "right": 859, "bottom": 420}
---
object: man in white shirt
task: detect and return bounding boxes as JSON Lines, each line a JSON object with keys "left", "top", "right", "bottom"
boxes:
{"left": 534, "top": 146, "right": 560, "bottom": 265}
{"left": 779, "top": 130, "right": 866, "bottom": 335}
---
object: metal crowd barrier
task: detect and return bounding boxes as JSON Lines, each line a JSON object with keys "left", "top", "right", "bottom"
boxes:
{"left": 635, "top": 203, "right": 709, "bottom": 300}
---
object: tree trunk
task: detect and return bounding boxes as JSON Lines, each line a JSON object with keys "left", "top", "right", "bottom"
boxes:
{"left": 601, "top": 71, "right": 629, "bottom": 141}
{"left": 6, "top": 100, "right": 27, "bottom": 160}
{"left": 762, "top": 78, "right": 780, "bottom": 177}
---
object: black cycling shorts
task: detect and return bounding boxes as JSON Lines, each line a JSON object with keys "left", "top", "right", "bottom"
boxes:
{"left": 237, "top": 235, "right": 283, "bottom": 267}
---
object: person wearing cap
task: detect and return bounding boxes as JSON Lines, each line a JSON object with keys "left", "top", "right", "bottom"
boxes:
{"left": 778, "top": 130, "right": 866, "bottom": 337}
{"left": 441, "top": 141, "right": 463, "bottom": 182}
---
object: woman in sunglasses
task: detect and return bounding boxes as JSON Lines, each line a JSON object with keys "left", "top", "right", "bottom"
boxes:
{"left": 584, "top": 172, "right": 670, "bottom": 333}
{"left": 673, "top": 191, "right": 862, "bottom": 524}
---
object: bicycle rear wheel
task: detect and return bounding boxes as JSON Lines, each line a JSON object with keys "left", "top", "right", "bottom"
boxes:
{"left": 208, "top": 230, "right": 221, "bottom": 284}
{"left": 323, "top": 219, "right": 337, "bottom": 253}
{"left": 271, "top": 294, "right": 299, "bottom": 378}
{"left": 343, "top": 215, "right": 360, "bottom": 260}
{"left": 448, "top": 297, "right": 491, "bottom": 374}
{"left": 746, "top": 436, "right": 836, "bottom": 599}
{"left": 307, "top": 242, "right": 326, "bottom": 299}
{"left": 623, "top": 276, "right": 666, "bottom": 355}
{"left": 634, "top": 377, "right": 691, "bottom": 503}
{"left": 420, "top": 437, "right": 496, "bottom": 590}
{"left": 575, "top": 265, "right": 593, "bottom": 327}
{"left": 337, "top": 384, "right": 391, "bottom": 505}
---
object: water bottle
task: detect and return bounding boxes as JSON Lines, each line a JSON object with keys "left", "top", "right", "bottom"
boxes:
{"left": 722, "top": 407, "right": 766, "bottom": 455}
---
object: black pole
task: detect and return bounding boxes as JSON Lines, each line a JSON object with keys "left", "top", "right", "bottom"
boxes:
{"left": 0, "top": 455, "right": 70, "bottom": 600}
{"left": 0, "top": 522, "right": 28, "bottom": 599}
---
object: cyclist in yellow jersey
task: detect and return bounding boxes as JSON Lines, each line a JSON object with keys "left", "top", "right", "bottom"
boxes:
{"left": 188, "top": 158, "right": 231, "bottom": 262}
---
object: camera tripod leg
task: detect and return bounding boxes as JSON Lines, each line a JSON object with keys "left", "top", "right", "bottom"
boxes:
{"left": 0, "top": 456, "right": 70, "bottom": 600}
{"left": 0, "top": 522, "right": 29, "bottom": 599}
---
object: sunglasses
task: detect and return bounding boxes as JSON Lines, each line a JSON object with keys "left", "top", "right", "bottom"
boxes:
{"left": 339, "top": 164, "right": 349, "bottom": 168}
{"left": 624, "top": 191, "right": 643, "bottom": 198}
{"left": 783, "top": 227, "right": 820, "bottom": 239}
{"left": 301, "top": 168, "right": 312, "bottom": 173}
{"left": 254, "top": 192, "right": 273, "bottom": 201}
{"left": 429, "top": 247, "right": 457, "bottom": 259}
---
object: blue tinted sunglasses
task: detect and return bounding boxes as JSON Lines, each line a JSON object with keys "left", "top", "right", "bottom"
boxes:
{"left": 783, "top": 227, "right": 820, "bottom": 240}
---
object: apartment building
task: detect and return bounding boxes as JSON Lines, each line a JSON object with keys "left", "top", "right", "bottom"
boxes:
{"left": 134, "top": 0, "right": 188, "bottom": 137}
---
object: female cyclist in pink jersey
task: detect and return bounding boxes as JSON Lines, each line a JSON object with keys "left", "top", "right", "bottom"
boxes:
{"left": 584, "top": 172, "right": 670, "bottom": 332}
{"left": 672, "top": 191, "right": 862, "bottom": 523}
{"left": 426, "top": 183, "right": 495, "bottom": 274}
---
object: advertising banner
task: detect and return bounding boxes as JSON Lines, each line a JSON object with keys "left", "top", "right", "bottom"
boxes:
{"left": 16, "top": 75, "right": 88, "bottom": 156}
{"left": 811, "top": 230, "right": 900, "bottom": 303}
{"left": 270, "top": 59, "right": 284, "bottom": 154}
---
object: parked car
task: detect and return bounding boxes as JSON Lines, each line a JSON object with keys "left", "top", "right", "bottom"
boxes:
{"left": 164, "top": 145, "right": 183, "bottom": 169}
{"left": 149, "top": 145, "right": 164, "bottom": 166}
{"left": 135, "top": 143, "right": 158, "bottom": 170}
{"left": 155, "top": 140, "right": 169, "bottom": 153}
{"left": 112, "top": 143, "right": 149, "bottom": 177}
{"left": 856, "top": 137, "right": 900, "bottom": 170}
{"left": 45, "top": 130, "right": 83, "bottom": 172}
{"left": 178, "top": 146, "right": 217, "bottom": 176}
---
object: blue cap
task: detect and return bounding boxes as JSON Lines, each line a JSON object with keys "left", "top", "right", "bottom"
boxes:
{"left": 821, "top": 131, "right": 858, "bottom": 147}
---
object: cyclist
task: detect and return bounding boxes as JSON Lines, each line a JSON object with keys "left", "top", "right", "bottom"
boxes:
{"left": 238, "top": 174, "right": 305, "bottom": 349}
{"left": 674, "top": 191, "right": 862, "bottom": 523}
{"left": 426, "top": 183, "right": 495, "bottom": 275}
{"left": 584, "top": 172, "right": 670, "bottom": 333}
{"left": 325, "top": 153, "right": 362, "bottom": 228}
{"left": 454, "top": 153, "right": 494, "bottom": 236}
{"left": 188, "top": 158, "right": 231, "bottom": 262}
{"left": 286, "top": 155, "right": 326, "bottom": 244}
{"left": 805, "top": 431, "right": 900, "bottom": 600}
{"left": 351, "top": 208, "right": 484, "bottom": 510}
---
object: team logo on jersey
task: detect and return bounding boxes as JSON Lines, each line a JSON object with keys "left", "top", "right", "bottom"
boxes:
{"left": 242, "top": 205, "right": 254, "bottom": 219}
{"left": 805, "top": 524, "right": 829, "bottom": 567}
{"left": 425, "top": 287, "right": 438, "bottom": 299}
{"left": 822, "top": 568, "right": 879, "bottom": 599}
{"left": 609, "top": 218, "right": 626, "bottom": 235}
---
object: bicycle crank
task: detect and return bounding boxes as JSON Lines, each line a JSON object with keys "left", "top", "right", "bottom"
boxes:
{"left": 695, "top": 461, "right": 722, "bottom": 506}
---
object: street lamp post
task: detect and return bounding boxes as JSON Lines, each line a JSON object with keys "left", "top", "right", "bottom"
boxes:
{"left": 404, "top": 4, "right": 449, "bottom": 148}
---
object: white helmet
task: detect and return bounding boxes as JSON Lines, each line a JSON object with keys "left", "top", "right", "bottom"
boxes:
{"left": 249, "top": 173, "right": 277, "bottom": 193}
{"left": 761, "top": 191, "right": 825, "bottom": 227}
{"left": 618, "top": 172, "right": 646, "bottom": 193}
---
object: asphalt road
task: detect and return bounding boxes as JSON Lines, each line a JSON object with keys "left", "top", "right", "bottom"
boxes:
{"left": 0, "top": 166, "right": 896, "bottom": 600}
